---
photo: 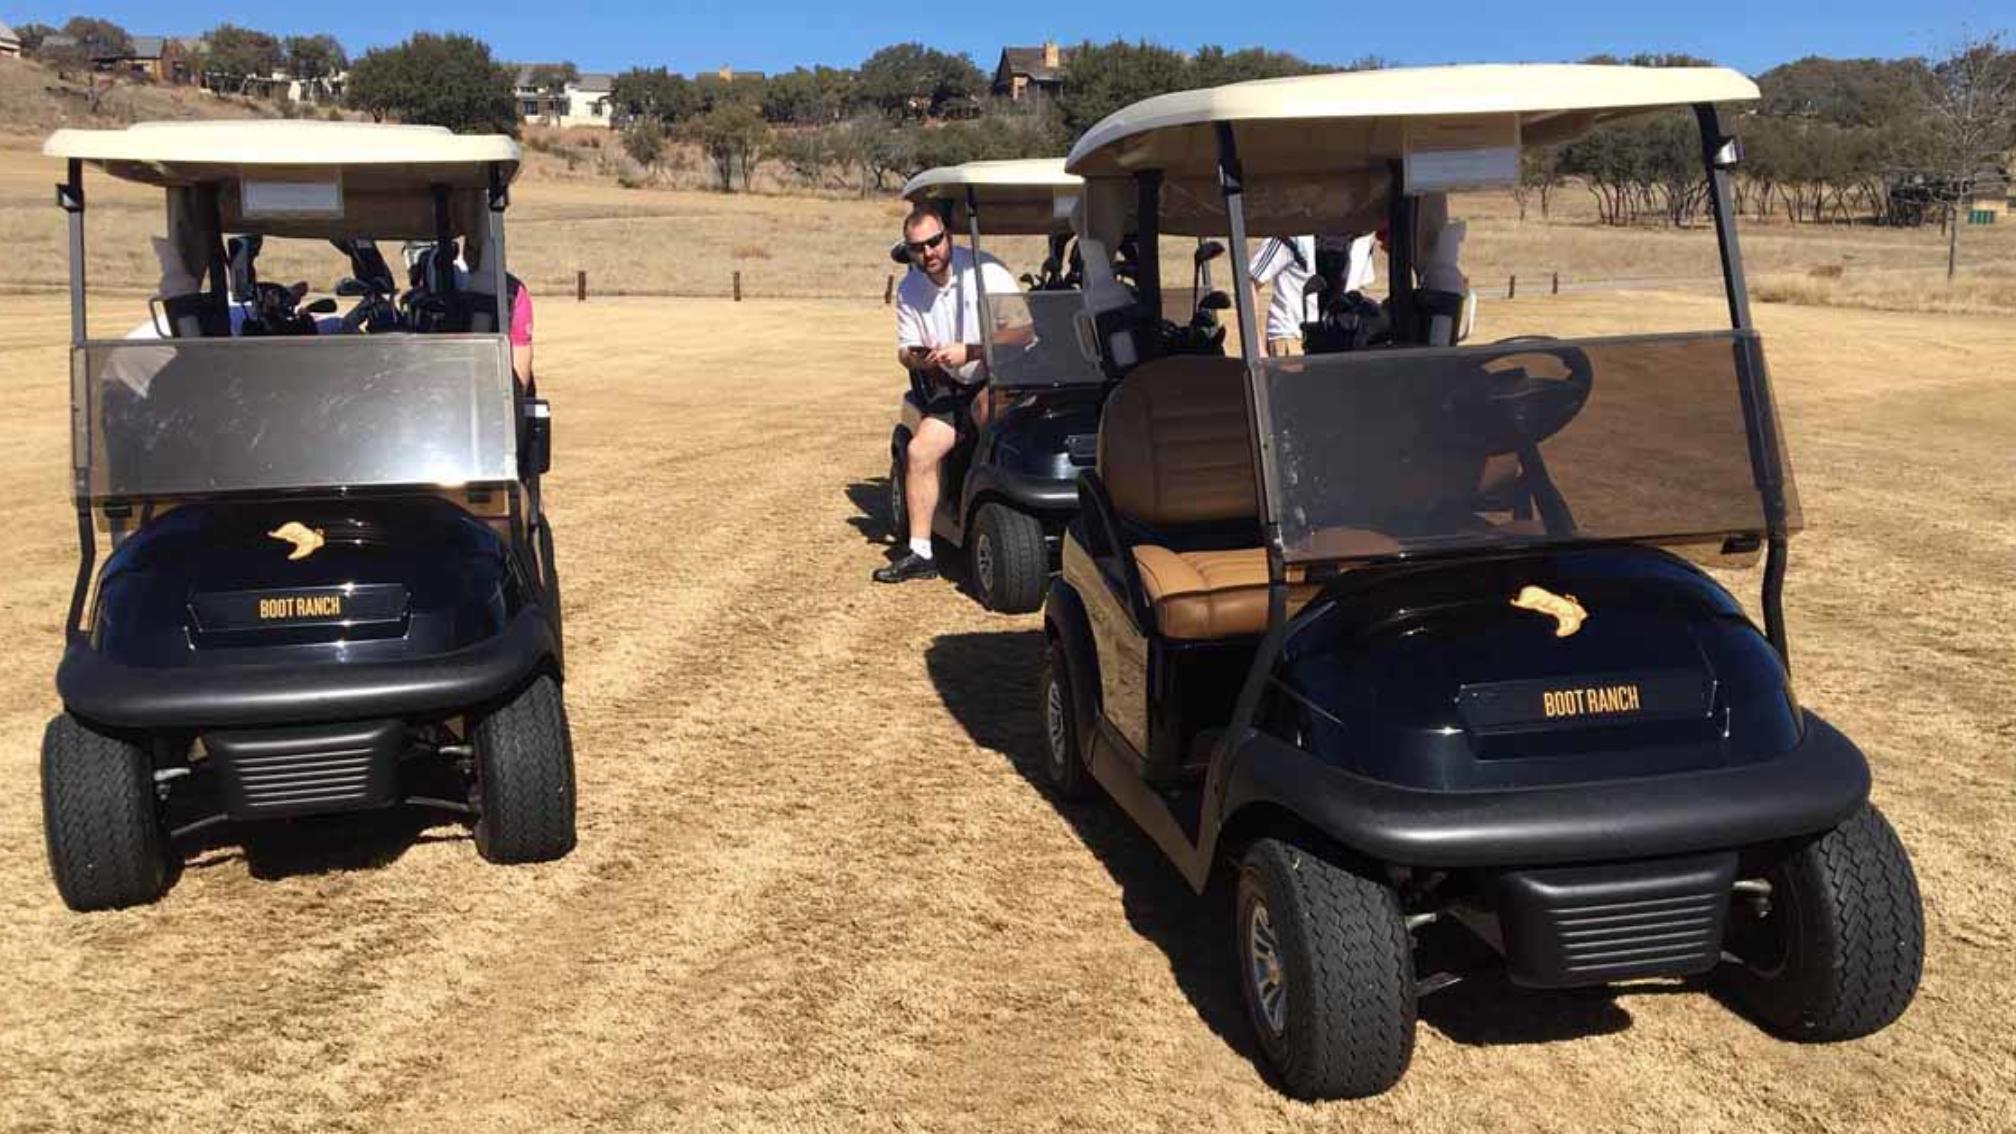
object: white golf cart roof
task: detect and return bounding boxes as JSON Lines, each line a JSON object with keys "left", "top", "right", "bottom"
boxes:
{"left": 1063, "top": 63, "right": 1756, "bottom": 237}
{"left": 1066, "top": 64, "right": 1757, "bottom": 178}
{"left": 902, "top": 158, "right": 1081, "bottom": 234}
{"left": 44, "top": 120, "right": 522, "bottom": 188}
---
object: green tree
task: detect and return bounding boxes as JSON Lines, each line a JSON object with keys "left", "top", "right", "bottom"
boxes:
{"left": 857, "top": 43, "right": 983, "bottom": 117}
{"left": 205, "top": 25, "right": 284, "bottom": 92}
{"left": 610, "top": 67, "right": 700, "bottom": 125}
{"left": 1918, "top": 33, "right": 2016, "bottom": 278}
{"left": 832, "top": 113, "right": 915, "bottom": 194}
{"left": 345, "top": 32, "right": 518, "bottom": 135}
{"left": 622, "top": 117, "right": 666, "bottom": 170}
{"left": 763, "top": 66, "right": 856, "bottom": 123}
{"left": 685, "top": 101, "right": 772, "bottom": 191}
{"left": 283, "top": 34, "right": 348, "bottom": 81}
{"left": 1189, "top": 45, "right": 1317, "bottom": 88}
{"left": 15, "top": 23, "right": 56, "bottom": 54}
{"left": 61, "top": 16, "right": 130, "bottom": 57}
{"left": 1056, "top": 40, "right": 1191, "bottom": 136}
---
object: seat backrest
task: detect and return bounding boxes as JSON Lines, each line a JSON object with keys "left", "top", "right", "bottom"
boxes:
{"left": 1097, "top": 356, "right": 1256, "bottom": 529}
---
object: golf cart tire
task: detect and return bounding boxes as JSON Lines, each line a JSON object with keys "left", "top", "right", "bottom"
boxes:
{"left": 887, "top": 449, "right": 909, "bottom": 545}
{"left": 1235, "top": 837, "right": 1415, "bottom": 1100}
{"left": 974, "top": 502, "right": 1047, "bottom": 614}
{"left": 1718, "top": 803, "right": 1923, "bottom": 1041}
{"left": 1039, "top": 642, "right": 1095, "bottom": 801}
{"left": 473, "top": 675, "right": 577, "bottom": 865}
{"left": 41, "top": 714, "right": 172, "bottom": 912}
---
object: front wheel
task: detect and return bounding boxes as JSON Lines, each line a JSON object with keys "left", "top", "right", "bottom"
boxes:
{"left": 1717, "top": 803, "right": 1923, "bottom": 1040}
{"left": 41, "top": 714, "right": 173, "bottom": 911}
{"left": 972, "top": 503, "right": 1047, "bottom": 614}
{"left": 472, "top": 675, "right": 578, "bottom": 864}
{"left": 886, "top": 450, "right": 908, "bottom": 545}
{"left": 1235, "top": 837, "right": 1415, "bottom": 1100}
{"left": 1038, "top": 642, "right": 1094, "bottom": 801}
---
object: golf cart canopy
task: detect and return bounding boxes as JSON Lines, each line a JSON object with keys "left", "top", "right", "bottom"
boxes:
{"left": 45, "top": 120, "right": 521, "bottom": 240}
{"left": 1065, "top": 64, "right": 1758, "bottom": 237}
{"left": 902, "top": 158, "right": 1082, "bottom": 233}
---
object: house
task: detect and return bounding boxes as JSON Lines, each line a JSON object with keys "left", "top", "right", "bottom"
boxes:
{"left": 0, "top": 21, "right": 21, "bottom": 58}
{"left": 110, "top": 35, "right": 192, "bottom": 83}
{"left": 515, "top": 66, "right": 617, "bottom": 128}
{"left": 993, "top": 41, "right": 1071, "bottom": 101}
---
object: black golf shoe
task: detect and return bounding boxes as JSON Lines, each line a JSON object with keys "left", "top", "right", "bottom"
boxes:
{"left": 873, "top": 552, "right": 939, "bottom": 584}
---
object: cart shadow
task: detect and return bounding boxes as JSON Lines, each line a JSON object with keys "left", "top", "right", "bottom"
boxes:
{"left": 178, "top": 808, "right": 470, "bottom": 882}
{"left": 925, "top": 628, "right": 1652, "bottom": 1066}
{"left": 924, "top": 629, "right": 1265, "bottom": 1067}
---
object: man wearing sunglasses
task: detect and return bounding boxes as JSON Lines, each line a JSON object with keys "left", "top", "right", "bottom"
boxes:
{"left": 876, "top": 207, "right": 1016, "bottom": 585}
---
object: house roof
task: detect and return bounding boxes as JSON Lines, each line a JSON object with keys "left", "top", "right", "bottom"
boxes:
{"left": 997, "top": 45, "right": 1072, "bottom": 83}
{"left": 41, "top": 33, "right": 78, "bottom": 49}
{"left": 1068, "top": 63, "right": 1760, "bottom": 178}
{"left": 0, "top": 21, "right": 18, "bottom": 45}
{"left": 576, "top": 72, "right": 614, "bottom": 92}
{"left": 128, "top": 36, "right": 165, "bottom": 59}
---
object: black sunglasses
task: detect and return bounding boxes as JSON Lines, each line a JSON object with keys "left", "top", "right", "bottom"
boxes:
{"left": 905, "top": 231, "right": 948, "bottom": 255}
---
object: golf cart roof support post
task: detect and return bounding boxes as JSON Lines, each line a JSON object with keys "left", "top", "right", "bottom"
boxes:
{"left": 965, "top": 184, "right": 996, "bottom": 375}
{"left": 59, "top": 159, "right": 85, "bottom": 346}
{"left": 66, "top": 504, "right": 93, "bottom": 642}
{"left": 1385, "top": 160, "right": 1415, "bottom": 333}
{"left": 1208, "top": 119, "right": 1294, "bottom": 781}
{"left": 1134, "top": 171, "right": 1162, "bottom": 315}
{"left": 488, "top": 162, "right": 509, "bottom": 355}
{"left": 1697, "top": 101, "right": 1792, "bottom": 665}
{"left": 430, "top": 183, "right": 453, "bottom": 294}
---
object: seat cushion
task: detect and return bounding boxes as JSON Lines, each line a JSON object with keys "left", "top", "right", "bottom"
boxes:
{"left": 1132, "top": 546, "right": 1320, "bottom": 640}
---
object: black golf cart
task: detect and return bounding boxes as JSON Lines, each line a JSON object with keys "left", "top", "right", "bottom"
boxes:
{"left": 40, "top": 121, "right": 574, "bottom": 911}
{"left": 1036, "top": 65, "right": 1922, "bottom": 1098}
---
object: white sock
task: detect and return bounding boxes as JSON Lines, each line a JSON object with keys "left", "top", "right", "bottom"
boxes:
{"left": 909, "top": 537, "right": 934, "bottom": 560}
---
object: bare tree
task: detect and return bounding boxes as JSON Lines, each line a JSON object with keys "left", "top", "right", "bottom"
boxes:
{"left": 1920, "top": 32, "right": 2015, "bottom": 280}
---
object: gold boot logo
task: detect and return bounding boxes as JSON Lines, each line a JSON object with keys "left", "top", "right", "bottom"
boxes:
{"left": 1510, "top": 585, "right": 1588, "bottom": 638}
{"left": 268, "top": 521, "right": 326, "bottom": 561}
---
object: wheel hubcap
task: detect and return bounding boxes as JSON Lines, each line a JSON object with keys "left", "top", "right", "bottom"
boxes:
{"left": 1248, "top": 901, "right": 1287, "bottom": 1036}
{"left": 1045, "top": 676, "right": 1068, "bottom": 774}
{"left": 976, "top": 533, "right": 995, "bottom": 596}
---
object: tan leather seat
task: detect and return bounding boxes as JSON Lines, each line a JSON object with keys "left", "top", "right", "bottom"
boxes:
{"left": 1097, "top": 357, "right": 1306, "bottom": 639}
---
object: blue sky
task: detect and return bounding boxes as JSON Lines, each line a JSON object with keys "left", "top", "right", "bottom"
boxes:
{"left": 6, "top": 2, "right": 2006, "bottom": 76}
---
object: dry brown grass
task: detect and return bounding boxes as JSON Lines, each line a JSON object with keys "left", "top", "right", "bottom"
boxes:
{"left": 0, "top": 287, "right": 2011, "bottom": 1131}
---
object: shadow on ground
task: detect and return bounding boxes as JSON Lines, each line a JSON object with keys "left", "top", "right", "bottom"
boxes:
{"left": 925, "top": 628, "right": 1648, "bottom": 1071}
{"left": 178, "top": 800, "right": 470, "bottom": 883}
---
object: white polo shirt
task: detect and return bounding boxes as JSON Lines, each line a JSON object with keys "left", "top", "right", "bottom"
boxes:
{"left": 895, "top": 245, "right": 1017, "bottom": 384}
{"left": 1248, "top": 235, "right": 1317, "bottom": 341}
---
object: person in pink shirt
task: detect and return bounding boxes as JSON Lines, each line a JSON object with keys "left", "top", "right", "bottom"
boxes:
{"left": 507, "top": 277, "right": 534, "bottom": 385}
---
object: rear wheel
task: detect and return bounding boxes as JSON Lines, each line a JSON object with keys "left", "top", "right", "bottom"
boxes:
{"left": 472, "top": 675, "right": 577, "bottom": 864}
{"left": 1718, "top": 803, "right": 1923, "bottom": 1040}
{"left": 886, "top": 450, "right": 908, "bottom": 544}
{"left": 41, "top": 714, "right": 173, "bottom": 911}
{"left": 1038, "top": 642, "right": 1093, "bottom": 800}
{"left": 1235, "top": 837, "right": 1415, "bottom": 1100}
{"left": 973, "top": 503, "right": 1047, "bottom": 614}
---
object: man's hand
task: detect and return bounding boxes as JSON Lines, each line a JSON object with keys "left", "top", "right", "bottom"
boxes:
{"left": 924, "top": 342, "right": 971, "bottom": 370}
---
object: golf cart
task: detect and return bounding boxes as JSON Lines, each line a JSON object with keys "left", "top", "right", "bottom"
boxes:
{"left": 40, "top": 121, "right": 574, "bottom": 911}
{"left": 888, "top": 159, "right": 1096, "bottom": 612}
{"left": 1036, "top": 66, "right": 1922, "bottom": 1098}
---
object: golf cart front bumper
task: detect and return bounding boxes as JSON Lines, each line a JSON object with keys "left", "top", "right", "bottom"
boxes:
{"left": 1225, "top": 710, "right": 1869, "bottom": 870}
{"left": 56, "top": 607, "right": 558, "bottom": 732}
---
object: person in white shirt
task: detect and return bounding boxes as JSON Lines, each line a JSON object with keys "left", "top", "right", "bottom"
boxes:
{"left": 1249, "top": 234, "right": 1379, "bottom": 357}
{"left": 1248, "top": 235, "right": 1318, "bottom": 358}
{"left": 876, "top": 206, "right": 1017, "bottom": 585}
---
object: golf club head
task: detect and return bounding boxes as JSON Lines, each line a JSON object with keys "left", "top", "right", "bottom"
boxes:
{"left": 889, "top": 240, "right": 912, "bottom": 266}
{"left": 1195, "top": 240, "right": 1226, "bottom": 266}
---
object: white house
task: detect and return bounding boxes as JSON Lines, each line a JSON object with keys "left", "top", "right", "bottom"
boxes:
{"left": 0, "top": 20, "right": 23, "bottom": 58}
{"left": 515, "top": 67, "right": 615, "bottom": 129}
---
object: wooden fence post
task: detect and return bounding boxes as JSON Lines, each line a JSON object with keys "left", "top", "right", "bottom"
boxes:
{"left": 1508, "top": 274, "right": 1517, "bottom": 300}
{"left": 884, "top": 273, "right": 895, "bottom": 305}
{"left": 576, "top": 270, "right": 586, "bottom": 302}
{"left": 1551, "top": 271, "right": 1560, "bottom": 295}
{"left": 733, "top": 270, "right": 742, "bottom": 302}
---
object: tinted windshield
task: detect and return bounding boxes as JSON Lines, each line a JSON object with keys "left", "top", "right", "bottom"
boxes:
{"left": 987, "top": 290, "right": 1105, "bottom": 388}
{"left": 1256, "top": 331, "right": 1799, "bottom": 564}
{"left": 74, "top": 336, "right": 517, "bottom": 501}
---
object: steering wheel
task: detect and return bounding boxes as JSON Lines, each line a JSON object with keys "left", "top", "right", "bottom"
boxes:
{"left": 1441, "top": 336, "right": 1594, "bottom": 454}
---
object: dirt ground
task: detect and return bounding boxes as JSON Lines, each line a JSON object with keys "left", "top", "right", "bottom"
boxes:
{"left": 0, "top": 288, "right": 2012, "bottom": 1133}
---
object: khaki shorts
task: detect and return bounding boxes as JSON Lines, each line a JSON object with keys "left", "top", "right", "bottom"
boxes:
{"left": 1266, "top": 337, "right": 1304, "bottom": 358}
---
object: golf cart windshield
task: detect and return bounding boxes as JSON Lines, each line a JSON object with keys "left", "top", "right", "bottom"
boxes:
{"left": 1259, "top": 330, "right": 1800, "bottom": 564}
{"left": 74, "top": 335, "right": 517, "bottom": 501}
{"left": 987, "top": 290, "right": 1104, "bottom": 388}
